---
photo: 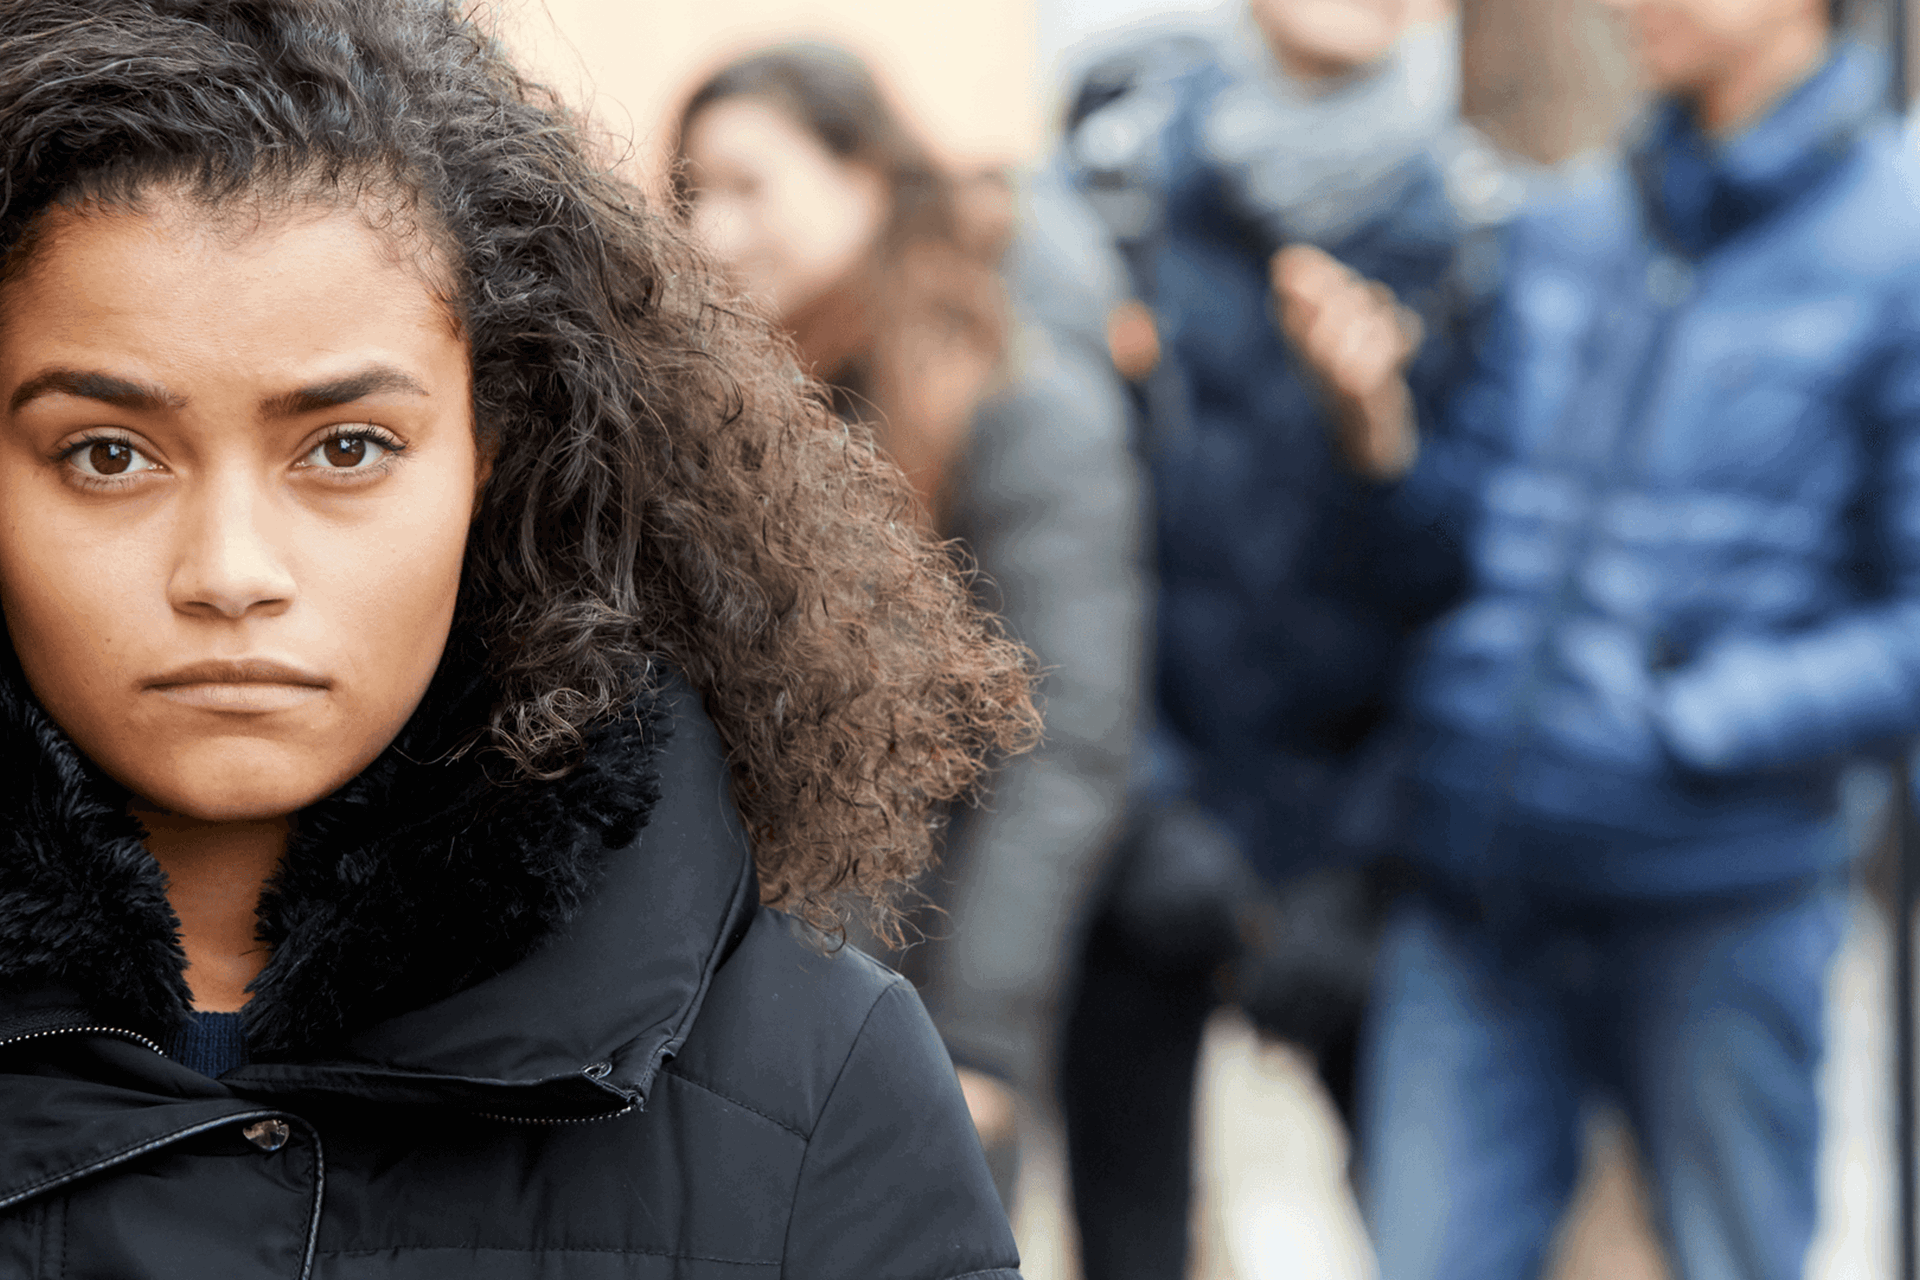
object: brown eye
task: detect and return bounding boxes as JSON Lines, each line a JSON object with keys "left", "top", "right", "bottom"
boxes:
{"left": 301, "top": 431, "right": 395, "bottom": 472}
{"left": 90, "top": 442, "right": 133, "bottom": 475}
{"left": 66, "top": 438, "right": 156, "bottom": 479}
{"left": 323, "top": 437, "right": 365, "bottom": 467}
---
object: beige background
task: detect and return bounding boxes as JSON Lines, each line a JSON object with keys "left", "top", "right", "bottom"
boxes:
{"left": 486, "top": 0, "right": 1642, "bottom": 195}
{"left": 484, "top": 0, "right": 1047, "bottom": 188}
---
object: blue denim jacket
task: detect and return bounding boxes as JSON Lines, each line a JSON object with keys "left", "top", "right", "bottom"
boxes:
{"left": 1398, "top": 45, "right": 1920, "bottom": 898}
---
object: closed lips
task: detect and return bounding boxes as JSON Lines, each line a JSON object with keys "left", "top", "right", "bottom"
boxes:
{"left": 148, "top": 658, "right": 330, "bottom": 689}
{"left": 148, "top": 659, "right": 331, "bottom": 712}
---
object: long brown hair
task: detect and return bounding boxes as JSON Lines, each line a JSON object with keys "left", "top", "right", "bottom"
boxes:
{"left": 674, "top": 44, "right": 1011, "bottom": 522}
{"left": 0, "top": 0, "right": 1039, "bottom": 938}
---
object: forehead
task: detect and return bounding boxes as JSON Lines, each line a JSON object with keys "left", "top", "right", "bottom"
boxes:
{"left": 0, "top": 195, "right": 467, "bottom": 395}
{"left": 686, "top": 97, "right": 837, "bottom": 177}
{"left": 7, "top": 181, "right": 457, "bottom": 320}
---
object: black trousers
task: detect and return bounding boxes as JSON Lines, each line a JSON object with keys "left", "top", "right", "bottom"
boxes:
{"left": 1060, "top": 906, "right": 1215, "bottom": 1280}
{"left": 1059, "top": 848, "right": 1375, "bottom": 1280}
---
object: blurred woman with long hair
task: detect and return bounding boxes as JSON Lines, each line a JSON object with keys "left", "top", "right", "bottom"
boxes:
{"left": 677, "top": 45, "right": 1145, "bottom": 1198}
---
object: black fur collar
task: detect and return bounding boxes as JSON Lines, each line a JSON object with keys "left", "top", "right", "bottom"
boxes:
{"left": 0, "top": 642, "right": 664, "bottom": 1058}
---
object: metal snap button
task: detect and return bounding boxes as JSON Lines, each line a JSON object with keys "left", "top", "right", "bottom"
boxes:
{"left": 242, "top": 1119, "right": 291, "bottom": 1152}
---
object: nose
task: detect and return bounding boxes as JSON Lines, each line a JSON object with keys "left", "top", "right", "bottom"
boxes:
{"left": 167, "top": 469, "right": 296, "bottom": 619}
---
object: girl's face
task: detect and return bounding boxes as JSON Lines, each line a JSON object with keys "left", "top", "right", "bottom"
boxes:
{"left": 682, "top": 96, "right": 889, "bottom": 321}
{"left": 0, "top": 194, "right": 483, "bottom": 821}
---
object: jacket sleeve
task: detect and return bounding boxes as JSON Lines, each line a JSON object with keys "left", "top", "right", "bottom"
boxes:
{"left": 784, "top": 979, "right": 1022, "bottom": 1280}
{"left": 922, "top": 325, "right": 1146, "bottom": 1090}
{"left": 1652, "top": 289, "right": 1920, "bottom": 774}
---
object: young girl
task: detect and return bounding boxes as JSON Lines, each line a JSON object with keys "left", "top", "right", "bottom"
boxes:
{"left": 0, "top": 2, "right": 1037, "bottom": 1277}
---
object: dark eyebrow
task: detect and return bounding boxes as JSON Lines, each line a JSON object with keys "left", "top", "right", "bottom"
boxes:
{"left": 261, "top": 367, "right": 431, "bottom": 418}
{"left": 9, "top": 368, "right": 185, "bottom": 415}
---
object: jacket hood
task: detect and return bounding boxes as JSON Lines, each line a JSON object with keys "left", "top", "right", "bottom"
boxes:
{"left": 0, "top": 642, "right": 757, "bottom": 1117}
{"left": 1632, "top": 40, "right": 1888, "bottom": 257}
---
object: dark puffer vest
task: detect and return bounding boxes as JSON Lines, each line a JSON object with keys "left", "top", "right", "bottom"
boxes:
{"left": 0, "top": 655, "right": 1020, "bottom": 1279}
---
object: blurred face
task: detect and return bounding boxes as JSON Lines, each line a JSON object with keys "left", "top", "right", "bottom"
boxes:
{"left": 1599, "top": 0, "right": 1824, "bottom": 97}
{"left": 682, "top": 96, "right": 888, "bottom": 320}
{"left": 0, "top": 194, "right": 483, "bottom": 821}
{"left": 1249, "top": 0, "right": 1417, "bottom": 80}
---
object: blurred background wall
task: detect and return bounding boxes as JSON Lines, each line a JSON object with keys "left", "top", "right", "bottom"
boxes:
{"left": 1459, "top": 0, "right": 1637, "bottom": 160}
{"left": 487, "top": 0, "right": 1046, "bottom": 185}
{"left": 487, "top": 0, "right": 1642, "bottom": 191}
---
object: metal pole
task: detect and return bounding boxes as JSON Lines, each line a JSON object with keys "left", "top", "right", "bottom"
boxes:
{"left": 1896, "top": 15, "right": 1915, "bottom": 1280}
{"left": 1878, "top": 0, "right": 1918, "bottom": 1268}
{"left": 1894, "top": 0, "right": 1912, "bottom": 118}
{"left": 1898, "top": 753, "right": 1916, "bottom": 1280}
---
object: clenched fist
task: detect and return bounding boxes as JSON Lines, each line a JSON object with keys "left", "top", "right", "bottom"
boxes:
{"left": 1272, "top": 243, "right": 1422, "bottom": 479}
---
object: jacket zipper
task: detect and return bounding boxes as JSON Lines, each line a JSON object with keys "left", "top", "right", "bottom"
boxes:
{"left": 477, "top": 1098, "right": 639, "bottom": 1126}
{"left": 0, "top": 1024, "right": 166, "bottom": 1057}
{"left": 0, "top": 1023, "right": 632, "bottom": 1125}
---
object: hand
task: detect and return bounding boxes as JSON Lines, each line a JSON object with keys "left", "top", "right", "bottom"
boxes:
{"left": 956, "top": 1065, "right": 1018, "bottom": 1148}
{"left": 1272, "top": 243, "right": 1422, "bottom": 479}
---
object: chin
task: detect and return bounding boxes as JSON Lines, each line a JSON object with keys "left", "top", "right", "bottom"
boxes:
{"left": 1630, "top": 30, "right": 1717, "bottom": 94}
{"left": 117, "top": 741, "right": 365, "bottom": 823}
{"left": 1637, "top": 50, "right": 1694, "bottom": 89}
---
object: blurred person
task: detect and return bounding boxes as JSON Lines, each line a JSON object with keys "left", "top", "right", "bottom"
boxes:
{"left": 0, "top": 1, "right": 1043, "bottom": 1277}
{"left": 1276, "top": 0, "right": 1912, "bottom": 1276}
{"left": 1052, "top": 1, "right": 1480, "bottom": 1274}
{"left": 676, "top": 46, "right": 1147, "bottom": 1202}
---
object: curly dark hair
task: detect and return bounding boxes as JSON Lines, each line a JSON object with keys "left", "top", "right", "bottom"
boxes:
{"left": 0, "top": 0, "right": 1040, "bottom": 933}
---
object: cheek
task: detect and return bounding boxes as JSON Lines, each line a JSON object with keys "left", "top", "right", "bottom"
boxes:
{"left": 691, "top": 194, "right": 756, "bottom": 271}
{"left": 762, "top": 177, "right": 875, "bottom": 309}
{"left": 317, "top": 472, "right": 471, "bottom": 711}
{"left": 0, "top": 474, "right": 157, "bottom": 714}
{"left": 697, "top": 187, "right": 816, "bottom": 314}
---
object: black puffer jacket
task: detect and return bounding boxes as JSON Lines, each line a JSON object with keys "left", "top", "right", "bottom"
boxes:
{"left": 0, "top": 657, "right": 1020, "bottom": 1279}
